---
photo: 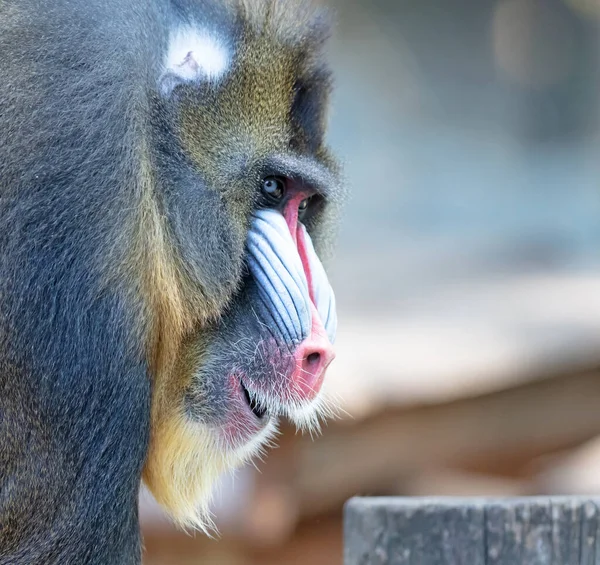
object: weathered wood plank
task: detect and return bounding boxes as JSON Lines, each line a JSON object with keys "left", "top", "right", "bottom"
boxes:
{"left": 344, "top": 498, "right": 600, "bottom": 565}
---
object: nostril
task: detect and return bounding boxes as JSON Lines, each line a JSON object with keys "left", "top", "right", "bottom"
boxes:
{"left": 306, "top": 352, "right": 321, "bottom": 367}
{"left": 300, "top": 346, "right": 335, "bottom": 378}
{"left": 302, "top": 351, "right": 324, "bottom": 377}
{"left": 292, "top": 340, "right": 335, "bottom": 400}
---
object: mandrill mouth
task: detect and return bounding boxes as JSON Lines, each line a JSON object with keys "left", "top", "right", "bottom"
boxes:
{"left": 240, "top": 379, "right": 268, "bottom": 420}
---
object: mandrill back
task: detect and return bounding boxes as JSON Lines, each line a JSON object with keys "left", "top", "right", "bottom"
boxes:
{"left": 0, "top": 1, "right": 342, "bottom": 563}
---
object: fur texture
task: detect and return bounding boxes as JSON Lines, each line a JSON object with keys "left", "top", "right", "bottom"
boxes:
{"left": 0, "top": 0, "right": 341, "bottom": 562}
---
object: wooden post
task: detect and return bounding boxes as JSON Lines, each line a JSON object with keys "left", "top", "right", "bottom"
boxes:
{"left": 344, "top": 497, "right": 600, "bottom": 565}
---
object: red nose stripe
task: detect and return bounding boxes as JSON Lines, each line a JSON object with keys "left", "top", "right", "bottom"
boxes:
{"left": 295, "top": 226, "right": 316, "bottom": 304}
{"left": 282, "top": 194, "right": 334, "bottom": 399}
{"left": 283, "top": 193, "right": 315, "bottom": 303}
{"left": 283, "top": 194, "right": 301, "bottom": 245}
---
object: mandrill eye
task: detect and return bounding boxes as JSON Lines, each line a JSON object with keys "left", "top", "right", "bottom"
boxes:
{"left": 298, "top": 197, "right": 311, "bottom": 219}
{"left": 261, "top": 176, "right": 285, "bottom": 202}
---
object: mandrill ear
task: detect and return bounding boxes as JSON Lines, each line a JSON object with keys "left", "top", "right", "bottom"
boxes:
{"left": 159, "top": 26, "right": 230, "bottom": 96}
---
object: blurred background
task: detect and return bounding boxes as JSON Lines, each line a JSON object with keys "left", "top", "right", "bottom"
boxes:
{"left": 143, "top": 0, "right": 600, "bottom": 562}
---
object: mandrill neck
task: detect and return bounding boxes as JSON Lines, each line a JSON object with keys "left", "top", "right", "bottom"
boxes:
{"left": 0, "top": 287, "right": 151, "bottom": 565}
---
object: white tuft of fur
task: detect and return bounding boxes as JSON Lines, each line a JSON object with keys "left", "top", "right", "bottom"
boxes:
{"left": 162, "top": 26, "right": 230, "bottom": 92}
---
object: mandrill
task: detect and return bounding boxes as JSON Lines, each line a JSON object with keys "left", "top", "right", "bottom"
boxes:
{"left": 0, "top": 0, "right": 343, "bottom": 563}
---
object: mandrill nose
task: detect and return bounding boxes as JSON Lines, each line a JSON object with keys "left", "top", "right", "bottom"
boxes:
{"left": 290, "top": 303, "right": 336, "bottom": 401}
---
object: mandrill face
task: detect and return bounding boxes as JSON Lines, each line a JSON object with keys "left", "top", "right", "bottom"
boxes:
{"left": 141, "top": 0, "right": 343, "bottom": 527}
{"left": 188, "top": 201, "right": 337, "bottom": 444}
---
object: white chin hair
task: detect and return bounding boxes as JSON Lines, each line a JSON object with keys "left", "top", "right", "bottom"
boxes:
{"left": 144, "top": 391, "right": 335, "bottom": 534}
{"left": 286, "top": 389, "right": 331, "bottom": 435}
{"left": 143, "top": 415, "right": 278, "bottom": 535}
{"left": 228, "top": 417, "right": 280, "bottom": 463}
{"left": 258, "top": 387, "right": 332, "bottom": 438}
{"left": 191, "top": 419, "right": 280, "bottom": 533}
{"left": 182, "top": 401, "right": 322, "bottom": 532}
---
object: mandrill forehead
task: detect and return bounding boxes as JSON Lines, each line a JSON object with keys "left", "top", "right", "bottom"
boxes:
{"left": 176, "top": 39, "right": 331, "bottom": 176}
{"left": 177, "top": 49, "right": 296, "bottom": 165}
{"left": 165, "top": 4, "right": 333, "bottom": 178}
